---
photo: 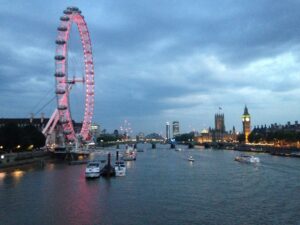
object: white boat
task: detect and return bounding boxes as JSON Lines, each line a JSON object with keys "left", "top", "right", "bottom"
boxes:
{"left": 235, "top": 155, "right": 260, "bottom": 163}
{"left": 188, "top": 156, "right": 194, "bottom": 162}
{"left": 85, "top": 161, "right": 101, "bottom": 178}
{"left": 175, "top": 148, "right": 182, "bottom": 151}
{"left": 115, "top": 161, "right": 126, "bottom": 176}
{"left": 123, "top": 146, "right": 137, "bottom": 161}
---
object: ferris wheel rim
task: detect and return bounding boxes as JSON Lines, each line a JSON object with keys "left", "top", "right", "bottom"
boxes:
{"left": 54, "top": 7, "right": 95, "bottom": 142}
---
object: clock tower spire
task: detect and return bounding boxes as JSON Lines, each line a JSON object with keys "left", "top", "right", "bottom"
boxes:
{"left": 242, "top": 105, "right": 251, "bottom": 143}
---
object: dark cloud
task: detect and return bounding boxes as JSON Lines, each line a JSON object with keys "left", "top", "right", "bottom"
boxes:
{"left": 1, "top": 0, "right": 300, "bottom": 133}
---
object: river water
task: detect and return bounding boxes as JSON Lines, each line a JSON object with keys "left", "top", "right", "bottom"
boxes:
{"left": 0, "top": 144, "right": 299, "bottom": 225}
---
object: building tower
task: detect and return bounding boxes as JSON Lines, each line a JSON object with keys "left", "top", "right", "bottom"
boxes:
{"left": 172, "top": 121, "right": 180, "bottom": 137}
{"left": 242, "top": 106, "right": 251, "bottom": 143}
{"left": 166, "top": 122, "right": 170, "bottom": 140}
{"left": 215, "top": 114, "right": 225, "bottom": 133}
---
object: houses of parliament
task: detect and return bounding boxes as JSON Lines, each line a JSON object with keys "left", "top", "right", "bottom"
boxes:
{"left": 196, "top": 106, "right": 251, "bottom": 144}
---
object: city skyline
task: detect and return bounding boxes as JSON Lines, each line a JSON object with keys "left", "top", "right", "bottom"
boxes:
{"left": 1, "top": 1, "right": 300, "bottom": 134}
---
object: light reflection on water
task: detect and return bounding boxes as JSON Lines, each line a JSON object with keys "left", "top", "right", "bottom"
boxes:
{"left": 125, "top": 161, "right": 134, "bottom": 169}
{"left": 0, "top": 172, "right": 6, "bottom": 181}
{"left": 11, "top": 170, "right": 25, "bottom": 179}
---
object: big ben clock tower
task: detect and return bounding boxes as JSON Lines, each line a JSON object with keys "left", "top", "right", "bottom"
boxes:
{"left": 242, "top": 106, "right": 251, "bottom": 143}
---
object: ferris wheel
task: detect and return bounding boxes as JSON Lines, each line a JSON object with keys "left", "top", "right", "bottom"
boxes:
{"left": 120, "top": 120, "right": 133, "bottom": 139}
{"left": 43, "top": 7, "right": 95, "bottom": 145}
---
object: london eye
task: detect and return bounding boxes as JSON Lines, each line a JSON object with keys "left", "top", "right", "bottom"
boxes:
{"left": 43, "top": 6, "right": 95, "bottom": 147}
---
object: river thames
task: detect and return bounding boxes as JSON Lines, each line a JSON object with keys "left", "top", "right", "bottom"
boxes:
{"left": 0, "top": 144, "right": 299, "bottom": 225}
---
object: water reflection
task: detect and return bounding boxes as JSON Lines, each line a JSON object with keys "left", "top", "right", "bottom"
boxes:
{"left": 12, "top": 170, "right": 25, "bottom": 179}
{"left": 125, "top": 161, "right": 133, "bottom": 169}
{"left": 46, "top": 163, "right": 55, "bottom": 171}
{"left": 0, "top": 172, "right": 6, "bottom": 183}
{"left": 0, "top": 169, "right": 26, "bottom": 186}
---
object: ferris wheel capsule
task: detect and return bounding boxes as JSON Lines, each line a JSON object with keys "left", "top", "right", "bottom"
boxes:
{"left": 58, "top": 105, "right": 68, "bottom": 110}
{"left": 55, "top": 55, "right": 65, "bottom": 61}
{"left": 57, "top": 26, "right": 68, "bottom": 32}
{"left": 60, "top": 16, "right": 70, "bottom": 21}
{"left": 63, "top": 9, "right": 72, "bottom": 15}
{"left": 56, "top": 40, "right": 66, "bottom": 45}
{"left": 55, "top": 72, "right": 65, "bottom": 77}
{"left": 55, "top": 89, "right": 66, "bottom": 95}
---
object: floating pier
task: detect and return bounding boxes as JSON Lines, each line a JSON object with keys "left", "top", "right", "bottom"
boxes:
{"left": 100, "top": 153, "right": 115, "bottom": 177}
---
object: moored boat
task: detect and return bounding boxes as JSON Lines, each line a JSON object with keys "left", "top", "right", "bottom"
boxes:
{"left": 115, "top": 161, "right": 126, "bottom": 176}
{"left": 85, "top": 161, "right": 101, "bottom": 178}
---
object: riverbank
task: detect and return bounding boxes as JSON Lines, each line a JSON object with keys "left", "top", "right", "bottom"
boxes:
{"left": 0, "top": 151, "right": 51, "bottom": 169}
{"left": 198, "top": 142, "right": 300, "bottom": 158}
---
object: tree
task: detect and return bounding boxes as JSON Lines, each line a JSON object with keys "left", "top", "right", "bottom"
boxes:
{"left": 175, "top": 133, "right": 194, "bottom": 142}
{"left": 97, "top": 134, "right": 118, "bottom": 143}
{"left": 237, "top": 133, "right": 245, "bottom": 143}
{"left": 0, "top": 123, "right": 45, "bottom": 151}
{"left": 0, "top": 123, "right": 23, "bottom": 151}
{"left": 23, "top": 125, "right": 45, "bottom": 149}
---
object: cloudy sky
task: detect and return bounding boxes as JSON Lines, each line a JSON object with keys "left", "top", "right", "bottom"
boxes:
{"left": 1, "top": 0, "right": 300, "bottom": 135}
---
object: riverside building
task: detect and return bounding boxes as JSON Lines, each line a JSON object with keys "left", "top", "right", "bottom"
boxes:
{"left": 172, "top": 121, "right": 180, "bottom": 138}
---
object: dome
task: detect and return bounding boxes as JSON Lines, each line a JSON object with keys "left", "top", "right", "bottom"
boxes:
{"left": 201, "top": 129, "right": 209, "bottom": 134}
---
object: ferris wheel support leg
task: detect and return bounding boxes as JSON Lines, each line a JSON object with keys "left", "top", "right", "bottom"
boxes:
{"left": 49, "top": 112, "right": 59, "bottom": 134}
{"left": 42, "top": 109, "right": 59, "bottom": 136}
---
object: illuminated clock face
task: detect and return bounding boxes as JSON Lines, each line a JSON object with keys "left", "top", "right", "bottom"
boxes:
{"left": 245, "top": 117, "right": 250, "bottom": 122}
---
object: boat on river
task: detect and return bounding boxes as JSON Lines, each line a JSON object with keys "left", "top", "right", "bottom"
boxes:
{"left": 123, "top": 145, "right": 137, "bottom": 161}
{"left": 234, "top": 155, "right": 260, "bottom": 163}
{"left": 115, "top": 161, "right": 126, "bottom": 176}
{"left": 85, "top": 161, "right": 101, "bottom": 178}
{"left": 188, "top": 156, "right": 194, "bottom": 162}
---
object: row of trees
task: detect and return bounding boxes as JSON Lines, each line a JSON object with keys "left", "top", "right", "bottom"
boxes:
{"left": 96, "top": 133, "right": 121, "bottom": 143}
{"left": 0, "top": 123, "right": 45, "bottom": 152}
{"left": 174, "top": 132, "right": 195, "bottom": 142}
